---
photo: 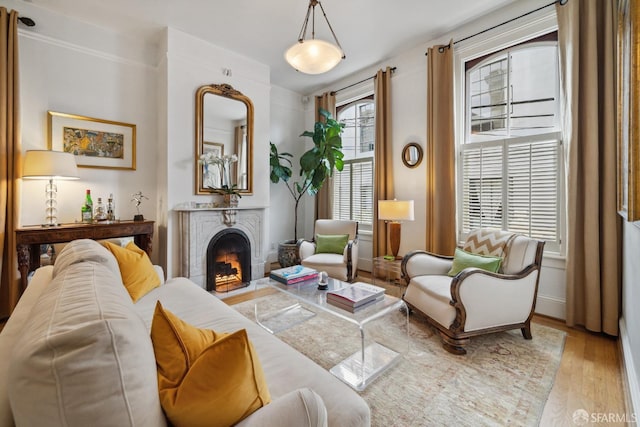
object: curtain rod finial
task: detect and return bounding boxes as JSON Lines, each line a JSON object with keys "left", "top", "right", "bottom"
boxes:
{"left": 18, "top": 16, "right": 36, "bottom": 27}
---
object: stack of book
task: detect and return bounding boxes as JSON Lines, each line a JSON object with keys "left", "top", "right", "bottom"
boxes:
{"left": 269, "top": 265, "right": 318, "bottom": 285}
{"left": 326, "top": 282, "right": 386, "bottom": 313}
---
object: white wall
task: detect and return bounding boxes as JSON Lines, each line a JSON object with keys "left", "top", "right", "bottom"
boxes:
{"left": 12, "top": 0, "right": 160, "bottom": 260}
{"left": 162, "top": 28, "right": 271, "bottom": 278}
{"left": 268, "top": 86, "right": 306, "bottom": 263}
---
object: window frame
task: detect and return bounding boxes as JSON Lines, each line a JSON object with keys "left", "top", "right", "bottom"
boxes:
{"left": 333, "top": 90, "right": 376, "bottom": 232}
{"left": 453, "top": 7, "right": 565, "bottom": 256}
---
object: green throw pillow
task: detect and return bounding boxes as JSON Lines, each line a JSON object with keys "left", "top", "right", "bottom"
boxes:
{"left": 315, "top": 234, "right": 349, "bottom": 254}
{"left": 447, "top": 248, "right": 502, "bottom": 277}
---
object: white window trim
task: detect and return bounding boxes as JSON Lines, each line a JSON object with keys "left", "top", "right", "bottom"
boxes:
{"left": 453, "top": 7, "right": 566, "bottom": 257}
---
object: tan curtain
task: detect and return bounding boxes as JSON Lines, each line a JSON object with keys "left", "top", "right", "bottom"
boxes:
{"left": 373, "top": 67, "right": 394, "bottom": 257}
{"left": 426, "top": 42, "right": 456, "bottom": 255}
{"left": 0, "top": 7, "right": 21, "bottom": 318}
{"left": 557, "top": 0, "right": 621, "bottom": 336}
{"left": 314, "top": 92, "right": 336, "bottom": 220}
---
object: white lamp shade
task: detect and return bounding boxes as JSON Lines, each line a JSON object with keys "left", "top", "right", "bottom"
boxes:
{"left": 378, "top": 200, "right": 415, "bottom": 221}
{"left": 285, "top": 39, "right": 343, "bottom": 74}
{"left": 23, "top": 150, "right": 79, "bottom": 180}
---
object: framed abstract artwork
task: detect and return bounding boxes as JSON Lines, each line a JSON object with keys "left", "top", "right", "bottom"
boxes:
{"left": 48, "top": 111, "right": 136, "bottom": 170}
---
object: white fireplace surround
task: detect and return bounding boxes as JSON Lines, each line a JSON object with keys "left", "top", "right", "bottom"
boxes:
{"left": 176, "top": 206, "right": 266, "bottom": 289}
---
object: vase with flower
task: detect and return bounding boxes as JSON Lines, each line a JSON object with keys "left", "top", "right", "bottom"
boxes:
{"left": 198, "top": 153, "right": 241, "bottom": 206}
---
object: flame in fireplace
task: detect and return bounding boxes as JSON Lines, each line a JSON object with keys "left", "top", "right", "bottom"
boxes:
{"left": 214, "top": 252, "right": 243, "bottom": 292}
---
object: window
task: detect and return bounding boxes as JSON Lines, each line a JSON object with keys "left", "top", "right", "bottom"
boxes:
{"left": 459, "top": 40, "right": 563, "bottom": 253}
{"left": 333, "top": 98, "right": 375, "bottom": 231}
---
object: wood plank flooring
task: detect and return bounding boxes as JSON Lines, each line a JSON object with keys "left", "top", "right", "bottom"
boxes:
{"left": 225, "top": 268, "right": 629, "bottom": 426}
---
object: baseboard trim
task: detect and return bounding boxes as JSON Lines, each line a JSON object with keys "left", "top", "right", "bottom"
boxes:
{"left": 535, "top": 294, "right": 565, "bottom": 320}
{"left": 619, "top": 317, "right": 640, "bottom": 418}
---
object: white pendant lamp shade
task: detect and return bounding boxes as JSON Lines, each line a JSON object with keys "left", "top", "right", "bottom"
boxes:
{"left": 285, "top": 0, "right": 345, "bottom": 74}
{"left": 285, "top": 39, "right": 344, "bottom": 74}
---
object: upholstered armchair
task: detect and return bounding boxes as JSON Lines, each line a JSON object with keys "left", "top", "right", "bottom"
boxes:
{"left": 401, "top": 228, "right": 545, "bottom": 355}
{"left": 297, "top": 220, "right": 359, "bottom": 282}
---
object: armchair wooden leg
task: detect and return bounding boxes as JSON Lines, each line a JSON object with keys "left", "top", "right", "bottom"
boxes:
{"left": 440, "top": 333, "right": 469, "bottom": 355}
{"left": 521, "top": 323, "right": 533, "bottom": 340}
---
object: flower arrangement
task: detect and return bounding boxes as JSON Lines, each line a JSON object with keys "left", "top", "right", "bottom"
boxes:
{"left": 198, "top": 153, "right": 239, "bottom": 193}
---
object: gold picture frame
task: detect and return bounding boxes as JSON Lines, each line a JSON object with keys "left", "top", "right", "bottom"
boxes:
{"left": 617, "top": 0, "right": 640, "bottom": 221}
{"left": 48, "top": 111, "right": 136, "bottom": 170}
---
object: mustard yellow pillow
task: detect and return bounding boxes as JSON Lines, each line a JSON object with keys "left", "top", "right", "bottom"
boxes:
{"left": 150, "top": 302, "right": 271, "bottom": 427}
{"left": 103, "top": 241, "right": 160, "bottom": 302}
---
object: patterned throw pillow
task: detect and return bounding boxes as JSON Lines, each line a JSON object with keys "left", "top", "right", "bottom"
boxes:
{"left": 462, "top": 229, "right": 516, "bottom": 271}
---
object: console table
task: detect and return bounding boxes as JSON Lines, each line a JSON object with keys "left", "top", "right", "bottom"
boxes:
{"left": 16, "top": 220, "right": 154, "bottom": 294}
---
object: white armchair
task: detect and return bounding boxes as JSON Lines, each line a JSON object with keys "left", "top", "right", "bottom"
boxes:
{"left": 401, "top": 228, "right": 545, "bottom": 355}
{"left": 297, "top": 220, "right": 359, "bottom": 282}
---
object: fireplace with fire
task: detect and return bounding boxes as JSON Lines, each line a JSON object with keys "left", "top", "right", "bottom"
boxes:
{"left": 206, "top": 228, "right": 251, "bottom": 293}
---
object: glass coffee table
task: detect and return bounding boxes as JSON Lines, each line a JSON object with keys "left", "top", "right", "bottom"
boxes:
{"left": 252, "top": 276, "right": 408, "bottom": 391}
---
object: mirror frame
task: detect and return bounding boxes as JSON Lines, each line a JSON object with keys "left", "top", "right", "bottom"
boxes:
{"left": 195, "top": 83, "right": 254, "bottom": 195}
{"left": 402, "top": 142, "right": 423, "bottom": 168}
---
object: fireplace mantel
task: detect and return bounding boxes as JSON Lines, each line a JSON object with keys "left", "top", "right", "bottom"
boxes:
{"left": 176, "top": 206, "right": 265, "bottom": 290}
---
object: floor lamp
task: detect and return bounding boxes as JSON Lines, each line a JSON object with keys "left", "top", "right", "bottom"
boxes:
{"left": 22, "top": 150, "right": 79, "bottom": 226}
{"left": 378, "top": 200, "right": 414, "bottom": 259}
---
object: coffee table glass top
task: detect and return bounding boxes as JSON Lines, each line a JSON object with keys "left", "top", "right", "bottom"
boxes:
{"left": 252, "top": 276, "right": 404, "bottom": 325}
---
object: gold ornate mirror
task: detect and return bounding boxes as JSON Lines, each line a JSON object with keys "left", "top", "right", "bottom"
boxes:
{"left": 402, "top": 142, "right": 423, "bottom": 168}
{"left": 195, "top": 83, "right": 254, "bottom": 195}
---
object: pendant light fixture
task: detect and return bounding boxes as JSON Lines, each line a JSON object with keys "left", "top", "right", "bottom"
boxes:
{"left": 285, "top": 0, "right": 345, "bottom": 74}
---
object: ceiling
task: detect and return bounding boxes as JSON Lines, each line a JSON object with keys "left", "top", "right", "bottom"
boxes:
{"left": 22, "top": 0, "right": 517, "bottom": 94}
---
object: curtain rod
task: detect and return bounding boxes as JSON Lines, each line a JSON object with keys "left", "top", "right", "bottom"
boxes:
{"left": 425, "top": 0, "right": 567, "bottom": 56}
{"left": 330, "top": 66, "right": 396, "bottom": 96}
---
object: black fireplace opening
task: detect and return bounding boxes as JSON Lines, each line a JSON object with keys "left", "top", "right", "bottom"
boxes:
{"left": 206, "top": 228, "right": 251, "bottom": 293}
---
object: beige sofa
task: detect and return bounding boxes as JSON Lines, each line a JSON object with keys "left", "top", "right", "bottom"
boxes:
{"left": 0, "top": 239, "right": 370, "bottom": 427}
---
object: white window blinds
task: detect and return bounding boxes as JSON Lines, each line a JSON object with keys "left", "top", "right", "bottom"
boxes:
{"left": 460, "top": 133, "right": 561, "bottom": 251}
{"left": 333, "top": 158, "right": 374, "bottom": 230}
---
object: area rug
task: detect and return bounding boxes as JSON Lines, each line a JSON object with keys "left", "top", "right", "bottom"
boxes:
{"left": 232, "top": 294, "right": 566, "bottom": 427}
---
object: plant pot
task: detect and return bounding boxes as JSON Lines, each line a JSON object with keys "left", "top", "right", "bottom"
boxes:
{"left": 277, "top": 240, "right": 299, "bottom": 268}
{"left": 223, "top": 193, "right": 239, "bottom": 207}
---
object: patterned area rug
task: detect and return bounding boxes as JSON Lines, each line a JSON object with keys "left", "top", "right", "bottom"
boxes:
{"left": 232, "top": 294, "right": 565, "bottom": 427}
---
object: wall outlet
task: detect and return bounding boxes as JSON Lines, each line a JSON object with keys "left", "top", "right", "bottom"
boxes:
{"left": 270, "top": 242, "right": 275, "bottom": 250}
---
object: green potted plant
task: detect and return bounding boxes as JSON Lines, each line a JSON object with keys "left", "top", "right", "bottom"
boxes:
{"left": 270, "top": 108, "right": 345, "bottom": 267}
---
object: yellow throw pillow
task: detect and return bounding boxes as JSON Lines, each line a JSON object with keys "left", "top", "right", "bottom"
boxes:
{"left": 150, "top": 302, "right": 271, "bottom": 427}
{"left": 103, "top": 241, "right": 160, "bottom": 302}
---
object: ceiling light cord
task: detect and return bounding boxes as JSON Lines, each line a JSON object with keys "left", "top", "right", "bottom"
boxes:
{"left": 317, "top": 1, "right": 345, "bottom": 59}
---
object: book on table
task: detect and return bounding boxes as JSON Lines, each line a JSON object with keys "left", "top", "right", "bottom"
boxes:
{"left": 326, "top": 294, "right": 385, "bottom": 312}
{"left": 269, "top": 265, "right": 318, "bottom": 285}
{"left": 326, "top": 282, "right": 386, "bottom": 309}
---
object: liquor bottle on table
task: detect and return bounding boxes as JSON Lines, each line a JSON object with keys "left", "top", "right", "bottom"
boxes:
{"left": 81, "top": 189, "right": 93, "bottom": 223}
{"left": 107, "top": 193, "right": 115, "bottom": 221}
{"left": 94, "top": 197, "right": 107, "bottom": 221}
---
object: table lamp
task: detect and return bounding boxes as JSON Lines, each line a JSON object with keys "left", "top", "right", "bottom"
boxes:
{"left": 22, "top": 150, "right": 79, "bottom": 226}
{"left": 378, "top": 199, "right": 414, "bottom": 259}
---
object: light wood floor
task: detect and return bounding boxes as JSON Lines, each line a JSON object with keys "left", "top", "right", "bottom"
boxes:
{"left": 225, "top": 269, "right": 629, "bottom": 427}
